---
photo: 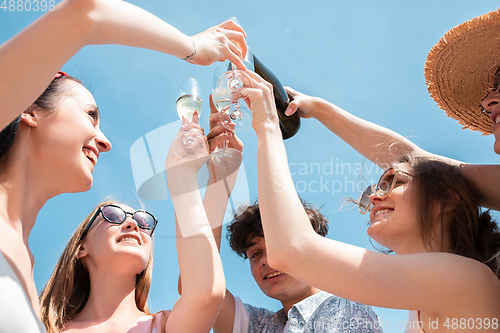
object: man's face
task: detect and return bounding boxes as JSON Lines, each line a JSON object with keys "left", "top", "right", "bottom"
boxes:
{"left": 246, "top": 236, "right": 315, "bottom": 305}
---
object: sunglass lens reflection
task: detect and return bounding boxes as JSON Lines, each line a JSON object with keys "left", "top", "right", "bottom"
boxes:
{"left": 359, "top": 186, "right": 373, "bottom": 212}
{"left": 134, "top": 212, "right": 155, "bottom": 229}
{"left": 377, "top": 169, "right": 395, "bottom": 194}
{"left": 102, "top": 206, "right": 126, "bottom": 223}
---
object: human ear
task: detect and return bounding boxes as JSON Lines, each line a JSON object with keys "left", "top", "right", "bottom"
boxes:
{"left": 440, "top": 190, "right": 460, "bottom": 215}
{"left": 19, "top": 108, "right": 40, "bottom": 128}
{"left": 76, "top": 244, "right": 88, "bottom": 259}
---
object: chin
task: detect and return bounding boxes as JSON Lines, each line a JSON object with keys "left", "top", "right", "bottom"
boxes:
{"left": 494, "top": 135, "right": 500, "bottom": 155}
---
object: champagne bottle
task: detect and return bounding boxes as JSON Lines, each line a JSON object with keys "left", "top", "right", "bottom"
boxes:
{"left": 252, "top": 55, "right": 301, "bottom": 139}
{"left": 229, "top": 51, "right": 301, "bottom": 139}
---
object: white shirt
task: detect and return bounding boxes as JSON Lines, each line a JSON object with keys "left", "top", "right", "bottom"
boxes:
{"left": 0, "top": 251, "right": 46, "bottom": 333}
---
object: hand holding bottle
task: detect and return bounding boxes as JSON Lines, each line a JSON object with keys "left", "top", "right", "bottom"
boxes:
{"left": 284, "top": 87, "right": 320, "bottom": 119}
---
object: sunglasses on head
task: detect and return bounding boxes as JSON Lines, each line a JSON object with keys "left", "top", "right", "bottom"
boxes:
{"left": 81, "top": 204, "right": 158, "bottom": 239}
{"left": 358, "top": 167, "right": 413, "bottom": 214}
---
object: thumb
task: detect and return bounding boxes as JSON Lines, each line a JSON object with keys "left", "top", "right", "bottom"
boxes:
{"left": 285, "top": 100, "right": 299, "bottom": 116}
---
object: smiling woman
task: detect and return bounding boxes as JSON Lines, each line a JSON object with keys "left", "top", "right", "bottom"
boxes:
{"left": 0, "top": 0, "right": 249, "bottom": 330}
{"left": 244, "top": 70, "right": 500, "bottom": 332}
{"left": 39, "top": 200, "right": 157, "bottom": 333}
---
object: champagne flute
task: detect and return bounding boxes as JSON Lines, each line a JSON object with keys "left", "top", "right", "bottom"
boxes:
{"left": 172, "top": 78, "right": 207, "bottom": 159}
{"left": 217, "top": 47, "right": 255, "bottom": 132}
{"left": 210, "top": 65, "right": 243, "bottom": 167}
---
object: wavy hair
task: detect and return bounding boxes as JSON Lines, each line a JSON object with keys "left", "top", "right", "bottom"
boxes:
{"left": 39, "top": 200, "right": 154, "bottom": 333}
{"left": 397, "top": 156, "right": 500, "bottom": 278}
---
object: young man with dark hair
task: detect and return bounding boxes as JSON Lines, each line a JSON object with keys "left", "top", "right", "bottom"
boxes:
{"left": 213, "top": 200, "right": 382, "bottom": 333}
{"left": 204, "top": 97, "right": 381, "bottom": 333}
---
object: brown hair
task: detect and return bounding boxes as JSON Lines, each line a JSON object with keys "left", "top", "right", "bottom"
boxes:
{"left": 0, "top": 75, "right": 82, "bottom": 160}
{"left": 396, "top": 156, "right": 500, "bottom": 278}
{"left": 39, "top": 200, "right": 154, "bottom": 333}
{"left": 227, "top": 199, "right": 329, "bottom": 259}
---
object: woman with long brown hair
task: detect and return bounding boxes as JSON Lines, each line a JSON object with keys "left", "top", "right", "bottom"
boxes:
{"left": 245, "top": 71, "right": 500, "bottom": 332}
{"left": 0, "top": 1, "right": 247, "bottom": 331}
{"left": 40, "top": 118, "right": 229, "bottom": 333}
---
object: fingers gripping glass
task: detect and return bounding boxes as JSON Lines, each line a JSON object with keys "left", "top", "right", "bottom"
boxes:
{"left": 81, "top": 204, "right": 158, "bottom": 239}
{"left": 358, "top": 168, "right": 413, "bottom": 214}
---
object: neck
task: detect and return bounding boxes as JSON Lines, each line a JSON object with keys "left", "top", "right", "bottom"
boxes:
{"left": 0, "top": 165, "right": 50, "bottom": 244}
{"left": 76, "top": 268, "right": 143, "bottom": 323}
{"left": 0, "top": 137, "right": 78, "bottom": 243}
{"left": 281, "top": 287, "right": 321, "bottom": 315}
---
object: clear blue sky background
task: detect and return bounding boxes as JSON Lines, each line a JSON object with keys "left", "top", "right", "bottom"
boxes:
{"left": 2, "top": 1, "right": 500, "bottom": 332}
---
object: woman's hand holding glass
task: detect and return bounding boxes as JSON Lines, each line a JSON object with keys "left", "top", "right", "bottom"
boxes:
{"left": 214, "top": 62, "right": 254, "bottom": 132}
{"left": 172, "top": 78, "right": 209, "bottom": 160}
{"left": 210, "top": 64, "right": 250, "bottom": 167}
{"left": 188, "top": 19, "right": 248, "bottom": 69}
{"left": 243, "top": 71, "right": 281, "bottom": 134}
{"left": 168, "top": 112, "right": 209, "bottom": 175}
{"left": 207, "top": 94, "right": 244, "bottom": 173}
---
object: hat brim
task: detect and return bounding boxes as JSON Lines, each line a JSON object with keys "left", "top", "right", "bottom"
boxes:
{"left": 425, "top": 8, "right": 500, "bottom": 135}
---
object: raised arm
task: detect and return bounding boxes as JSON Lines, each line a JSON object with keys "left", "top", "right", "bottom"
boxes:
{"left": 248, "top": 73, "right": 500, "bottom": 320}
{"left": 204, "top": 95, "right": 243, "bottom": 333}
{"left": 165, "top": 116, "right": 225, "bottom": 333}
{"left": 0, "top": 0, "right": 247, "bottom": 130}
{"left": 285, "top": 87, "right": 500, "bottom": 210}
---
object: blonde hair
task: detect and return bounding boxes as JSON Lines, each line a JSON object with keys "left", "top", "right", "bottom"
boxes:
{"left": 39, "top": 200, "right": 154, "bottom": 333}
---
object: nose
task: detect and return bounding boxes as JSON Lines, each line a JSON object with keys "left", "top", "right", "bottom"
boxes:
{"left": 122, "top": 216, "right": 139, "bottom": 232}
{"left": 482, "top": 93, "right": 500, "bottom": 117}
{"left": 95, "top": 127, "right": 112, "bottom": 153}
{"left": 369, "top": 191, "right": 385, "bottom": 205}
{"left": 260, "top": 251, "right": 268, "bottom": 266}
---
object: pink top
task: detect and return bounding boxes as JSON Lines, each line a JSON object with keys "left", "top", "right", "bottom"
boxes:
{"left": 404, "top": 311, "right": 426, "bottom": 333}
{"left": 130, "top": 312, "right": 164, "bottom": 333}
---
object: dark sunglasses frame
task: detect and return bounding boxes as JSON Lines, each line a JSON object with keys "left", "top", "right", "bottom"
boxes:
{"left": 358, "top": 167, "right": 413, "bottom": 214}
{"left": 81, "top": 204, "right": 158, "bottom": 239}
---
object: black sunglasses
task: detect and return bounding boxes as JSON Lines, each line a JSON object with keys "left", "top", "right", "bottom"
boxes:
{"left": 81, "top": 204, "right": 158, "bottom": 239}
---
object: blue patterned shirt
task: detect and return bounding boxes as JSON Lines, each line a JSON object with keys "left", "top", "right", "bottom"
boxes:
{"left": 232, "top": 291, "right": 383, "bottom": 333}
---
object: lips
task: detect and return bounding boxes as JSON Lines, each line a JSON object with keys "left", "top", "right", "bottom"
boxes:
{"left": 264, "top": 270, "right": 284, "bottom": 279}
{"left": 117, "top": 234, "right": 142, "bottom": 246}
{"left": 83, "top": 147, "right": 98, "bottom": 166}
{"left": 370, "top": 206, "right": 394, "bottom": 220}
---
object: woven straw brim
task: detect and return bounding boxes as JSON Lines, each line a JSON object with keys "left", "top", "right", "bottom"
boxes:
{"left": 425, "top": 8, "right": 500, "bottom": 135}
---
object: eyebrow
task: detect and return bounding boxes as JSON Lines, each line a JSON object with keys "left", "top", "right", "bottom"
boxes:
{"left": 246, "top": 241, "right": 259, "bottom": 255}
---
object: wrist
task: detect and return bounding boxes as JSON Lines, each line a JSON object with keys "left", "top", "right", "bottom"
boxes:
{"left": 253, "top": 121, "right": 282, "bottom": 139}
{"left": 309, "top": 97, "right": 329, "bottom": 120}
{"left": 181, "top": 38, "right": 197, "bottom": 63}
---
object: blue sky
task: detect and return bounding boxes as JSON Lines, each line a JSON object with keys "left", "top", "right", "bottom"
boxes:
{"left": 2, "top": 1, "right": 500, "bottom": 332}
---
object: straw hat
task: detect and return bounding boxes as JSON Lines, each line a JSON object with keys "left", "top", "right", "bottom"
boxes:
{"left": 425, "top": 8, "right": 500, "bottom": 135}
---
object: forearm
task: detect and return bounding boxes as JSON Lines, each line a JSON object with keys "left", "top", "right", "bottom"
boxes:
{"left": 312, "top": 98, "right": 427, "bottom": 168}
{"left": 0, "top": 0, "right": 194, "bottom": 130}
{"left": 168, "top": 172, "right": 225, "bottom": 301}
{"left": 203, "top": 165, "right": 240, "bottom": 246}
{"left": 312, "top": 99, "right": 500, "bottom": 209}
{"left": 255, "top": 124, "right": 316, "bottom": 269}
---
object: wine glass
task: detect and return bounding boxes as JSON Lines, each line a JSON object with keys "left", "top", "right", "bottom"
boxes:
{"left": 216, "top": 48, "right": 255, "bottom": 132}
{"left": 210, "top": 65, "right": 243, "bottom": 167}
{"left": 172, "top": 78, "right": 207, "bottom": 159}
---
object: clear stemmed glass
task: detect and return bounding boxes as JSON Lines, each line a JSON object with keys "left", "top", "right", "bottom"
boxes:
{"left": 210, "top": 65, "right": 243, "bottom": 167}
{"left": 216, "top": 60, "right": 254, "bottom": 132}
{"left": 172, "top": 78, "right": 207, "bottom": 159}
